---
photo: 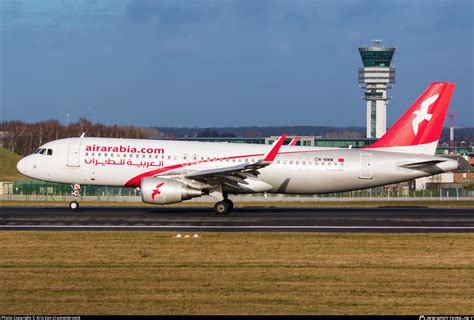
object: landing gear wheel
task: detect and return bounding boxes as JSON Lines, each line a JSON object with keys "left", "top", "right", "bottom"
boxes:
{"left": 214, "top": 201, "right": 230, "bottom": 215}
{"left": 69, "top": 201, "right": 79, "bottom": 210}
{"left": 70, "top": 184, "right": 81, "bottom": 211}
{"left": 224, "top": 199, "right": 234, "bottom": 211}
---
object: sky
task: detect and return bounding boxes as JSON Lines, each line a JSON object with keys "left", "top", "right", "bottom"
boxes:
{"left": 0, "top": 0, "right": 473, "bottom": 128}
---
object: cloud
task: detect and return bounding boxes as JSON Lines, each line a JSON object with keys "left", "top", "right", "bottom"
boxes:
{"left": 1, "top": 0, "right": 472, "bottom": 127}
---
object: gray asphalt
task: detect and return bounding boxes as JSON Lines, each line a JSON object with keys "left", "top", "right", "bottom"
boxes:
{"left": 0, "top": 206, "right": 473, "bottom": 232}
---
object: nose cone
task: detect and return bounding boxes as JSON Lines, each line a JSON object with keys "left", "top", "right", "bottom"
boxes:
{"left": 16, "top": 157, "right": 30, "bottom": 177}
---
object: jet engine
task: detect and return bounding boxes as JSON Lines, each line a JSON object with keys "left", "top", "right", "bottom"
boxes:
{"left": 141, "top": 177, "right": 203, "bottom": 204}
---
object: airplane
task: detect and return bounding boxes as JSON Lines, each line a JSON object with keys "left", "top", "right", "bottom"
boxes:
{"left": 289, "top": 136, "right": 299, "bottom": 146}
{"left": 16, "top": 82, "right": 458, "bottom": 214}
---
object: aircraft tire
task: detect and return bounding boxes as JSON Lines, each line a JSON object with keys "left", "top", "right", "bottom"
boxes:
{"left": 69, "top": 201, "right": 80, "bottom": 210}
{"left": 214, "top": 201, "right": 230, "bottom": 215}
{"left": 223, "top": 199, "right": 234, "bottom": 211}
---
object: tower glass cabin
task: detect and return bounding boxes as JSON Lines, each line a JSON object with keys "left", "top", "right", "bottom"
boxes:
{"left": 358, "top": 40, "right": 396, "bottom": 138}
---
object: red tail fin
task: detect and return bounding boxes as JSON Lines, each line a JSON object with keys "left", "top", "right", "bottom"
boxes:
{"left": 366, "top": 82, "right": 455, "bottom": 155}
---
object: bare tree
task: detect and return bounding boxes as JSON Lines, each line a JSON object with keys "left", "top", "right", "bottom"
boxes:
{"left": 0, "top": 119, "right": 161, "bottom": 156}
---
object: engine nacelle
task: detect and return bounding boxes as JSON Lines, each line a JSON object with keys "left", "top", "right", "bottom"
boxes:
{"left": 141, "top": 177, "right": 202, "bottom": 204}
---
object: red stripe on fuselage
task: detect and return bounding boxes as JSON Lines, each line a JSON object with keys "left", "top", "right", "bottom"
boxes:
{"left": 123, "top": 148, "right": 334, "bottom": 187}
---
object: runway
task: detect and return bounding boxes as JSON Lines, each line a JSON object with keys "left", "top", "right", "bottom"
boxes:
{"left": 0, "top": 206, "right": 473, "bottom": 232}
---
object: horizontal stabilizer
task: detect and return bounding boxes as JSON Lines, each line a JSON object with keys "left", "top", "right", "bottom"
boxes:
{"left": 398, "top": 159, "right": 450, "bottom": 169}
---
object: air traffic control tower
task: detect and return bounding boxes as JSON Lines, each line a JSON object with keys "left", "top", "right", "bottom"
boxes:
{"left": 358, "top": 40, "right": 396, "bottom": 138}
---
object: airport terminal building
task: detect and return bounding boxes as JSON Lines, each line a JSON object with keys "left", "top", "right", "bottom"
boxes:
{"left": 173, "top": 136, "right": 473, "bottom": 156}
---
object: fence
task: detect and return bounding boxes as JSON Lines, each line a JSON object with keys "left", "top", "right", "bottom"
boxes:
{"left": 1, "top": 180, "right": 473, "bottom": 201}
{"left": 7, "top": 180, "right": 139, "bottom": 197}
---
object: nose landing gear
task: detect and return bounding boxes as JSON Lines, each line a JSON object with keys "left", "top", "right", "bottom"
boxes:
{"left": 69, "top": 184, "right": 81, "bottom": 210}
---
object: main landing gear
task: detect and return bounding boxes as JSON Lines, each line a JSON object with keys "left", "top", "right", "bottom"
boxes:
{"left": 69, "top": 184, "right": 81, "bottom": 210}
{"left": 214, "top": 198, "right": 234, "bottom": 215}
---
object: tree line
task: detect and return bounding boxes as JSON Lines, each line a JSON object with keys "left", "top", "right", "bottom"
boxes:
{"left": 0, "top": 118, "right": 159, "bottom": 156}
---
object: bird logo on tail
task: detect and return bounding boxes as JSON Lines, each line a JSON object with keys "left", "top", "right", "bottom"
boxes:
{"left": 412, "top": 94, "right": 438, "bottom": 135}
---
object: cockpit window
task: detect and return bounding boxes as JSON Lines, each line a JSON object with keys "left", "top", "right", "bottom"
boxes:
{"left": 35, "top": 148, "right": 53, "bottom": 155}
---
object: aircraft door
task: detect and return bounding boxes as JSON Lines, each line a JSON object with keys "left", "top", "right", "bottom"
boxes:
{"left": 359, "top": 154, "right": 372, "bottom": 179}
{"left": 67, "top": 142, "right": 81, "bottom": 167}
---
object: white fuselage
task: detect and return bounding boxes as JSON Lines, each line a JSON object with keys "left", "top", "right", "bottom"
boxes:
{"left": 17, "top": 137, "right": 458, "bottom": 195}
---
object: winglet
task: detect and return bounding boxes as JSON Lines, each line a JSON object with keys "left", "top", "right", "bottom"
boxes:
{"left": 289, "top": 136, "right": 299, "bottom": 146}
{"left": 263, "top": 134, "right": 287, "bottom": 162}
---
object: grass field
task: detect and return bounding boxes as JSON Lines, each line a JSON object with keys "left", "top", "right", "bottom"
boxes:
{"left": 0, "top": 148, "right": 25, "bottom": 181}
{"left": 0, "top": 232, "right": 473, "bottom": 315}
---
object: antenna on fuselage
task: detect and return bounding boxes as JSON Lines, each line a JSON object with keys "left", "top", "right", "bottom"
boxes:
{"left": 80, "top": 132, "right": 86, "bottom": 138}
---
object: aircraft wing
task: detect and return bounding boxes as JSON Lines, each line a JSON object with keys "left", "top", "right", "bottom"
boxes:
{"left": 184, "top": 134, "right": 287, "bottom": 185}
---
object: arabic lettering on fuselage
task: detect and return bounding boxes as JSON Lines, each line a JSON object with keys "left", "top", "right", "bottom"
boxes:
{"left": 84, "top": 157, "right": 164, "bottom": 168}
